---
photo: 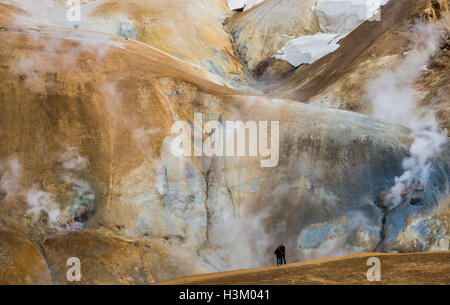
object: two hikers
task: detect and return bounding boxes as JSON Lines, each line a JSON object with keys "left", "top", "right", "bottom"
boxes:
{"left": 274, "top": 244, "right": 286, "bottom": 266}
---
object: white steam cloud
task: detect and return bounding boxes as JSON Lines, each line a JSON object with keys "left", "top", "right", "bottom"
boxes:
{"left": 26, "top": 188, "right": 61, "bottom": 224}
{"left": 59, "top": 146, "right": 90, "bottom": 170}
{"left": 0, "top": 157, "right": 23, "bottom": 202}
{"left": 9, "top": 31, "right": 117, "bottom": 93}
{"left": 366, "top": 20, "right": 448, "bottom": 209}
{"left": 133, "top": 127, "right": 161, "bottom": 158}
{"left": 200, "top": 211, "right": 272, "bottom": 271}
{"left": 26, "top": 146, "right": 94, "bottom": 231}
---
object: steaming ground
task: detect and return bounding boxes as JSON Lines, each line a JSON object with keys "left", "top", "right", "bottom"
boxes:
{"left": 367, "top": 19, "right": 449, "bottom": 210}
{"left": 0, "top": 146, "right": 95, "bottom": 232}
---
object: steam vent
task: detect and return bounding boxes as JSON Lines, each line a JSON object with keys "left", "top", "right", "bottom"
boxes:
{"left": 0, "top": 0, "right": 449, "bottom": 286}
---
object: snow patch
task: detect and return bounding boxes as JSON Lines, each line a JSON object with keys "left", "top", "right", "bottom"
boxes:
{"left": 274, "top": 33, "right": 342, "bottom": 67}
{"left": 314, "top": 0, "right": 389, "bottom": 34}
{"left": 227, "top": 0, "right": 264, "bottom": 11}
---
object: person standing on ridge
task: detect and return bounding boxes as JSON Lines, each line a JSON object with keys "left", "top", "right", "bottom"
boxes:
{"left": 274, "top": 246, "right": 282, "bottom": 266}
{"left": 279, "top": 244, "right": 286, "bottom": 265}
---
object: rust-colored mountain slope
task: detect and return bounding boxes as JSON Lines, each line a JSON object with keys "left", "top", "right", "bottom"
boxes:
{"left": 269, "top": 0, "right": 449, "bottom": 131}
{"left": 159, "top": 251, "right": 450, "bottom": 285}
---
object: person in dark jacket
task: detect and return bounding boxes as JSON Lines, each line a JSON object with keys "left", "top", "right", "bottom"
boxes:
{"left": 274, "top": 246, "right": 282, "bottom": 266}
{"left": 279, "top": 244, "right": 286, "bottom": 265}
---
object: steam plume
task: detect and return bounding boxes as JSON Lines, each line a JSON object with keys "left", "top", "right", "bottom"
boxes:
{"left": 366, "top": 20, "right": 448, "bottom": 209}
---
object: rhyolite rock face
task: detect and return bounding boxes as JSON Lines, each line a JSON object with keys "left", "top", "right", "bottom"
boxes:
{"left": 8, "top": 0, "right": 253, "bottom": 91}
{"left": 228, "top": 0, "right": 321, "bottom": 71}
{"left": 0, "top": 0, "right": 448, "bottom": 284}
{"left": 272, "top": 0, "right": 450, "bottom": 131}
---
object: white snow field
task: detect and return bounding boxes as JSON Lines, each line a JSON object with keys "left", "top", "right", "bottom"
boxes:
{"left": 275, "top": 0, "right": 390, "bottom": 66}
{"left": 227, "top": 0, "right": 265, "bottom": 11}
{"left": 314, "top": 0, "right": 390, "bottom": 34}
{"left": 274, "top": 33, "right": 341, "bottom": 67}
